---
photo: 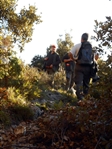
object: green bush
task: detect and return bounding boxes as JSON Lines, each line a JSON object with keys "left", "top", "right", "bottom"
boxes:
{"left": 89, "top": 58, "right": 112, "bottom": 99}
{"left": 0, "top": 111, "right": 11, "bottom": 126}
{"left": 9, "top": 105, "right": 34, "bottom": 122}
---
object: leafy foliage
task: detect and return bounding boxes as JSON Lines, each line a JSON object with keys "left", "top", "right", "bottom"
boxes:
{"left": 90, "top": 17, "right": 112, "bottom": 100}
{"left": 30, "top": 54, "right": 44, "bottom": 70}
{"left": 0, "top": 36, "right": 14, "bottom": 81}
{"left": 0, "top": 0, "right": 42, "bottom": 51}
{"left": 91, "top": 16, "right": 112, "bottom": 54}
{"left": 90, "top": 58, "right": 112, "bottom": 99}
{"left": 9, "top": 105, "right": 34, "bottom": 122}
{"left": 57, "top": 33, "right": 74, "bottom": 61}
{"left": 0, "top": 0, "right": 42, "bottom": 88}
{"left": 0, "top": 110, "right": 11, "bottom": 126}
{"left": 0, "top": 10, "right": 112, "bottom": 149}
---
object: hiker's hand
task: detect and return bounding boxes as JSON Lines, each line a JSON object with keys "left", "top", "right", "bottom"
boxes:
{"left": 69, "top": 58, "right": 73, "bottom": 61}
{"left": 50, "top": 64, "right": 53, "bottom": 68}
{"left": 44, "top": 57, "right": 48, "bottom": 60}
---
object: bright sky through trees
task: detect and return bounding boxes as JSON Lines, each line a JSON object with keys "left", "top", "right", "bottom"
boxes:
{"left": 16, "top": 0, "right": 112, "bottom": 64}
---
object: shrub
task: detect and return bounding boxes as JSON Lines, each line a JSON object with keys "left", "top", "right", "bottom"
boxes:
{"left": 9, "top": 105, "right": 34, "bottom": 122}
{"left": 0, "top": 111, "right": 11, "bottom": 126}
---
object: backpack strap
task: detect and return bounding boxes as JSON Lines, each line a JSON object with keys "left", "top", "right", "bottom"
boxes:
{"left": 77, "top": 42, "right": 83, "bottom": 60}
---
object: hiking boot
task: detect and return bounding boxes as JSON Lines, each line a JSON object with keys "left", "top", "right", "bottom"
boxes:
{"left": 92, "top": 76, "right": 100, "bottom": 83}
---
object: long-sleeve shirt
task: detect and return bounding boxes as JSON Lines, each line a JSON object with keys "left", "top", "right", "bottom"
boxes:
{"left": 70, "top": 43, "right": 81, "bottom": 60}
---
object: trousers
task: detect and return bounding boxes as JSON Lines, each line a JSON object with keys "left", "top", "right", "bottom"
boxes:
{"left": 74, "top": 64, "right": 91, "bottom": 100}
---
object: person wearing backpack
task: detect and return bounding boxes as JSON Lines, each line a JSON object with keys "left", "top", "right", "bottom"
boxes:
{"left": 62, "top": 52, "right": 75, "bottom": 94}
{"left": 68, "top": 33, "right": 94, "bottom": 100}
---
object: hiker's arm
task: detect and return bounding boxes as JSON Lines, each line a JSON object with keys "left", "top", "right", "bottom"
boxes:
{"left": 63, "top": 58, "right": 73, "bottom": 63}
{"left": 69, "top": 44, "right": 81, "bottom": 61}
{"left": 62, "top": 53, "right": 73, "bottom": 63}
{"left": 44, "top": 57, "right": 48, "bottom": 60}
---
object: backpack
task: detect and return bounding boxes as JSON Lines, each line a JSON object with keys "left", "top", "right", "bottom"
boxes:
{"left": 77, "top": 42, "right": 93, "bottom": 65}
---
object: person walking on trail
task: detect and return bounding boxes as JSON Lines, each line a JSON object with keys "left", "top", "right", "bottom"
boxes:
{"left": 43, "top": 45, "right": 61, "bottom": 87}
{"left": 68, "top": 33, "right": 94, "bottom": 100}
{"left": 62, "top": 52, "right": 76, "bottom": 94}
{"left": 91, "top": 53, "right": 100, "bottom": 83}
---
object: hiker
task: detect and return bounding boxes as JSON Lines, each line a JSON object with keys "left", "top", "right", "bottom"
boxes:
{"left": 43, "top": 45, "right": 61, "bottom": 87}
{"left": 68, "top": 33, "right": 94, "bottom": 100}
{"left": 62, "top": 52, "right": 75, "bottom": 94}
{"left": 43, "top": 45, "right": 61, "bottom": 73}
{"left": 91, "top": 53, "right": 100, "bottom": 83}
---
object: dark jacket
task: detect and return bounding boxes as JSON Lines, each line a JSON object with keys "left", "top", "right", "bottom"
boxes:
{"left": 62, "top": 53, "right": 75, "bottom": 71}
{"left": 43, "top": 52, "right": 61, "bottom": 72}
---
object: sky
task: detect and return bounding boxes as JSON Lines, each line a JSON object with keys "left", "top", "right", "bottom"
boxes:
{"left": 16, "top": 0, "right": 112, "bottom": 64}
